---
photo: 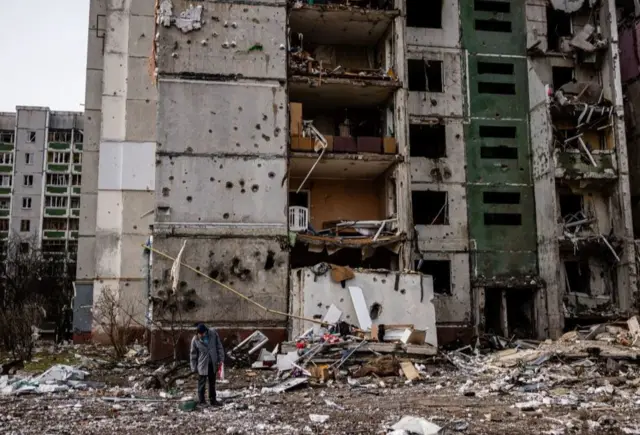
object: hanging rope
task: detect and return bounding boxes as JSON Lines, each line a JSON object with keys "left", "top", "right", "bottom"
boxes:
{"left": 141, "top": 243, "right": 324, "bottom": 325}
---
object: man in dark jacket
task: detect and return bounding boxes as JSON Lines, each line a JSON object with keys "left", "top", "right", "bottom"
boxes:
{"left": 190, "top": 323, "right": 225, "bottom": 406}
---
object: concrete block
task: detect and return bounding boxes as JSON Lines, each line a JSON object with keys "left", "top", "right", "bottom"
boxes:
{"left": 84, "top": 69, "right": 102, "bottom": 110}
{"left": 125, "top": 100, "right": 157, "bottom": 142}
{"left": 156, "top": 2, "right": 286, "bottom": 79}
{"left": 102, "top": 54, "right": 127, "bottom": 98}
{"left": 158, "top": 79, "right": 286, "bottom": 155}
{"left": 128, "top": 15, "right": 155, "bottom": 57}
{"left": 155, "top": 155, "right": 287, "bottom": 224}
{"left": 94, "top": 231, "right": 122, "bottom": 278}
{"left": 151, "top": 236, "right": 289, "bottom": 324}
{"left": 126, "top": 57, "right": 156, "bottom": 101}
{"left": 80, "top": 151, "right": 99, "bottom": 193}
{"left": 130, "top": 0, "right": 156, "bottom": 17}
{"left": 76, "top": 236, "right": 97, "bottom": 280}
{"left": 79, "top": 193, "right": 98, "bottom": 235}
{"left": 119, "top": 234, "right": 151, "bottom": 278}
{"left": 83, "top": 110, "right": 102, "bottom": 152}
{"left": 104, "top": 10, "right": 128, "bottom": 54}
{"left": 96, "top": 191, "right": 123, "bottom": 232}
{"left": 98, "top": 141, "right": 155, "bottom": 190}
{"left": 86, "top": 28, "right": 105, "bottom": 71}
{"left": 121, "top": 190, "right": 155, "bottom": 234}
{"left": 100, "top": 95, "right": 127, "bottom": 141}
{"left": 16, "top": 109, "right": 47, "bottom": 129}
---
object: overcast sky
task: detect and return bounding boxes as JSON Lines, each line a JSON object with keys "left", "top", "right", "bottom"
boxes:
{"left": 0, "top": 1, "right": 89, "bottom": 112}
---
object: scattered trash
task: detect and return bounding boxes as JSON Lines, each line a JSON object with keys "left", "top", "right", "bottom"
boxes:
{"left": 309, "top": 414, "right": 330, "bottom": 424}
{"left": 391, "top": 416, "right": 442, "bottom": 435}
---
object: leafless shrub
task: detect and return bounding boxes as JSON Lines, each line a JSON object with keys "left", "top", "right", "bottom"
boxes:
{"left": 92, "top": 287, "right": 136, "bottom": 359}
{"left": 0, "top": 299, "right": 46, "bottom": 360}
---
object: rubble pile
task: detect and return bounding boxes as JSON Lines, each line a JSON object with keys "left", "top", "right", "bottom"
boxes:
{"left": 6, "top": 319, "right": 640, "bottom": 433}
{"left": 289, "top": 49, "right": 397, "bottom": 81}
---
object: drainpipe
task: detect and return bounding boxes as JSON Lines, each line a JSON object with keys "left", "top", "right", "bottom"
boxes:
{"left": 145, "top": 235, "right": 153, "bottom": 328}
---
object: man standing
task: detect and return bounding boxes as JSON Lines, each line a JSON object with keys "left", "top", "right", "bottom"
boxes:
{"left": 190, "top": 323, "right": 225, "bottom": 406}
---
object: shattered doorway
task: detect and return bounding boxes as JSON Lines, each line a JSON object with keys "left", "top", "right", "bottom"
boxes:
{"left": 484, "top": 288, "right": 536, "bottom": 339}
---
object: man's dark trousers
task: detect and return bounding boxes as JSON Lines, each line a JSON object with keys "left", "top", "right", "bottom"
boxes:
{"left": 197, "top": 361, "right": 216, "bottom": 404}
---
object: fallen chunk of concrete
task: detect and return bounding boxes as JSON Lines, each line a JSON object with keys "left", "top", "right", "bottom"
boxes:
{"left": 309, "top": 414, "right": 329, "bottom": 423}
{"left": 391, "top": 416, "right": 442, "bottom": 435}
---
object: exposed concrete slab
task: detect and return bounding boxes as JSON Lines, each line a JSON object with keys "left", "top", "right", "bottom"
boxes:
{"left": 155, "top": 155, "right": 287, "bottom": 225}
{"left": 158, "top": 79, "right": 286, "bottom": 156}
{"left": 156, "top": 2, "right": 286, "bottom": 79}
{"left": 151, "top": 236, "right": 289, "bottom": 325}
{"left": 289, "top": 6, "right": 399, "bottom": 46}
{"left": 289, "top": 152, "right": 400, "bottom": 180}
{"left": 289, "top": 76, "right": 400, "bottom": 109}
{"left": 290, "top": 268, "right": 437, "bottom": 346}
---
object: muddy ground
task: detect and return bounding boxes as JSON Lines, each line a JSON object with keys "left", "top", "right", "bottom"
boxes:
{"left": 2, "top": 345, "right": 640, "bottom": 434}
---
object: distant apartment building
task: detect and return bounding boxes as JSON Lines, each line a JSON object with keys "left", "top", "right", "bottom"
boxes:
{"left": 80, "top": 0, "right": 637, "bottom": 351}
{"left": 0, "top": 107, "right": 83, "bottom": 274}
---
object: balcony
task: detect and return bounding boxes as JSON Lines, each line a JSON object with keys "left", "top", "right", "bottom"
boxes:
{"left": 0, "top": 209, "right": 9, "bottom": 217}
{"left": 289, "top": 102, "right": 399, "bottom": 163}
{"left": 48, "top": 164, "right": 69, "bottom": 173}
{"left": 44, "top": 208, "right": 68, "bottom": 217}
{"left": 554, "top": 149, "right": 617, "bottom": 182}
{"left": 46, "top": 186, "right": 68, "bottom": 194}
{"left": 48, "top": 142, "right": 71, "bottom": 150}
{"left": 43, "top": 230, "right": 67, "bottom": 239}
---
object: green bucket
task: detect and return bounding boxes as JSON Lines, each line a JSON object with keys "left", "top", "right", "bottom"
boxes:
{"left": 179, "top": 400, "right": 198, "bottom": 412}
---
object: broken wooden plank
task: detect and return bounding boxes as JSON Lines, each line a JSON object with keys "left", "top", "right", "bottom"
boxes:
{"left": 400, "top": 361, "right": 421, "bottom": 381}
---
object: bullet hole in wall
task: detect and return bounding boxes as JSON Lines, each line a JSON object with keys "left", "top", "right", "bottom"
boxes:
{"left": 226, "top": 182, "right": 233, "bottom": 189}
{"left": 369, "top": 303, "right": 382, "bottom": 320}
{"left": 241, "top": 189, "right": 246, "bottom": 193}
{"left": 239, "top": 180, "right": 245, "bottom": 187}
{"left": 210, "top": 177, "right": 214, "bottom": 181}
{"left": 252, "top": 185, "right": 259, "bottom": 192}
{"left": 264, "top": 250, "right": 275, "bottom": 270}
{"left": 262, "top": 114, "right": 268, "bottom": 121}
{"left": 169, "top": 176, "right": 174, "bottom": 181}
{"left": 223, "top": 213, "right": 229, "bottom": 219}
{"left": 162, "top": 187, "right": 170, "bottom": 197}
{"left": 236, "top": 142, "right": 241, "bottom": 147}
{"left": 262, "top": 134, "right": 271, "bottom": 141}
{"left": 209, "top": 129, "right": 213, "bottom": 133}
{"left": 187, "top": 196, "right": 193, "bottom": 202}
{"left": 256, "top": 124, "right": 261, "bottom": 130}
{"left": 268, "top": 172, "right": 275, "bottom": 178}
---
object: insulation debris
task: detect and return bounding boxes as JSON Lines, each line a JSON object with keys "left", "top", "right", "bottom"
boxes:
{"left": 157, "top": 0, "right": 203, "bottom": 33}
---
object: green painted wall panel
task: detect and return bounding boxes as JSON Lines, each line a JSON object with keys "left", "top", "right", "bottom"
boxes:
{"left": 463, "top": 0, "right": 538, "bottom": 280}
{"left": 0, "top": 144, "right": 13, "bottom": 151}
{"left": 49, "top": 142, "right": 71, "bottom": 150}
{"left": 44, "top": 231, "right": 66, "bottom": 238}
{"left": 0, "top": 188, "right": 11, "bottom": 195}
{"left": 0, "top": 166, "right": 12, "bottom": 173}
{"left": 46, "top": 186, "right": 68, "bottom": 194}
{"left": 461, "top": 0, "right": 526, "bottom": 55}
{"left": 474, "top": 251, "right": 538, "bottom": 277}
{"left": 45, "top": 208, "right": 67, "bottom": 216}
{"left": 466, "top": 185, "right": 537, "bottom": 251}
{"left": 0, "top": 210, "right": 9, "bottom": 217}
{"left": 48, "top": 164, "right": 69, "bottom": 172}
{"left": 467, "top": 56, "right": 529, "bottom": 119}
{"left": 465, "top": 119, "right": 531, "bottom": 184}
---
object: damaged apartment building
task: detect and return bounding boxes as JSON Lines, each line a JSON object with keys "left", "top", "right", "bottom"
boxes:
{"left": 78, "top": 0, "right": 636, "bottom": 351}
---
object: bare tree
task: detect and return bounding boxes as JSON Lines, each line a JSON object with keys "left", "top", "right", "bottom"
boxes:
{"left": 92, "top": 286, "right": 136, "bottom": 359}
{"left": 0, "top": 235, "right": 73, "bottom": 360}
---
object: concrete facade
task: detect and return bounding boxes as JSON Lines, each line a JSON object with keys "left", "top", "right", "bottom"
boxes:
{"left": 0, "top": 107, "right": 83, "bottom": 273}
{"left": 80, "top": 0, "right": 638, "bottom": 347}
